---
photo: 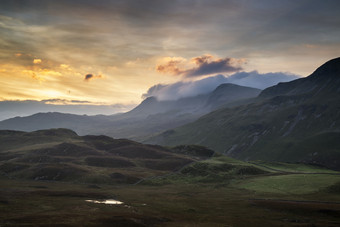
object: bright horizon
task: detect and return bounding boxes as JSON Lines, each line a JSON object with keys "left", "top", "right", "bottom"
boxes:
{"left": 1, "top": 0, "right": 339, "bottom": 118}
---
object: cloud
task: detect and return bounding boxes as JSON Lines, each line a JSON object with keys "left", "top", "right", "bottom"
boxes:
{"left": 156, "top": 59, "right": 182, "bottom": 75}
{"left": 156, "top": 55, "right": 244, "bottom": 77}
{"left": 85, "top": 74, "right": 93, "bottom": 81}
{"left": 185, "top": 56, "right": 243, "bottom": 77}
{"left": 143, "top": 71, "right": 300, "bottom": 100}
{"left": 226, "top": 71, "right": 299, "bottom": 89}
{"left": 1, "top": 0, "right": 338, "bottom": 106}
{"left": 191, "top": 55, "right": 214, "bottom": 65}
{"left": 42, "top": 99, "right": 92, "bottom": 105}
{"left": 84, "top": 74, "right": 102, "bottom": 81}
{"left": 33, "top": 59, "right": 42, "bottom": 64}
{"left": 142, "top": 75, "right": 229, "bottom": 100}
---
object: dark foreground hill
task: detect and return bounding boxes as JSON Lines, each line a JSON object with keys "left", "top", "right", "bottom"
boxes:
{"left": 148, "top": 58, "right": 340, "bottom": 170}
{"left": 1, "top": 129, "right": 340, "bottom": 226}
{"left": 0, "top": 128, "right": 214, "bottom": 184}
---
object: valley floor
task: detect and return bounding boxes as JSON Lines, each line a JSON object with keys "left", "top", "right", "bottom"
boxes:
{"left": 1, "top": 172, "right": 340, "bottom": 227}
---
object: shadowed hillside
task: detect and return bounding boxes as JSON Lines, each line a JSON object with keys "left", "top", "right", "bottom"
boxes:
{"left": 148, "top": 58, "right": 340, "bottom": 170}
{"left": 0, "top": 128, "right": 214, "bottom": 184}
{"left": 1, "top": 130, "right": 340, "bottom": 227}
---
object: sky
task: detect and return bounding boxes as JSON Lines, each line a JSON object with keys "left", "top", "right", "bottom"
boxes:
{"left": 0, "top": 0, "right": 339, "bottom": 119}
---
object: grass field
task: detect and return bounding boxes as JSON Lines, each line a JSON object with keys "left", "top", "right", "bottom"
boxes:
{"left": 1, "top": 175, "right": 340, "bottom": 227}
{"left": 1, "top": 131, "right": 340, "bottom": 226}
{"left": 234, "top": 174, "right": 340, "bottom": 195}
{"left": 250, "top": 161, "right": 339, "bottom": 173}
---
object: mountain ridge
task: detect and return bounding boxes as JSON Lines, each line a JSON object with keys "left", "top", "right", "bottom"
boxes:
{"left": 259, "top": 57, "right": 340, "bottom": 98}
{"left": 147, "top": 57, "right": 340, "bottom": 170}
{"left": 0, "top": 83, "right": 261, "bottom": 141}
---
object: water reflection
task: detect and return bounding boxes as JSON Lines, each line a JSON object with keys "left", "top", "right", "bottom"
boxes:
{"left": 85, "top": 199, "right": 123, "bottom": 205}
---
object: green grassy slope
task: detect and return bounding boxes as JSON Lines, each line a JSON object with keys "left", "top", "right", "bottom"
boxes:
{"left": 148, "top": 58, "right": 340, "bottom": 170}
{"left": 1, "top": 176, "right": 340, "bottom": 227}
{"left": 1, "top": 129, "right": 340, "bottom": 226}
{"left": 0, "top": 129, "right": 214, "bottom": 185}
{"left": 142, "top": 155, "right": 340, "bottom": 190}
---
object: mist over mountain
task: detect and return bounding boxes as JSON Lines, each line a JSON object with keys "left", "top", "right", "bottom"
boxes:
{"left": 227, "top": 71, "right": 299, "bottom": 90}
{"left": 142, "top": 71, "right": 299, "bottom": 101}
{"left": 0, "top": 83, "right": 261, "bottom": 141}
{"left": 148, "top": 57, "right": 340, "bottom": 170}
{"left": 0, "top": 71, "right": 297, "bottom": 122}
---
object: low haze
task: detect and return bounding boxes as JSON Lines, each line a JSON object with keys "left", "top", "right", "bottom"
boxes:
{"left": 0, "top": 100, "right": 135, "bottom": 121}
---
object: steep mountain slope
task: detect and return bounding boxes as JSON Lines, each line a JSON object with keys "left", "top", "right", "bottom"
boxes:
{"left": 0, "top": 128, "right": 214, "bottom": 184}
{"left": 149, "top": 58, "right": 340, "bottom": 170}
{"left": 0, "top": 84, "right": 260, "bottom": 141}
{"left": 260, "top": 57, "right": 340, "bottom": 98}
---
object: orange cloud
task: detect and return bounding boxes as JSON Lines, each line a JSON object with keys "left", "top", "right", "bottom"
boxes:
{"left": 60, "top": 64, "right": 70, "bottom": 69}
{"left": 33, "top": 59, "right": 42, "bottom": 64}
{"left": 22, "top": 69, "right": 45, "bottom": 82}
{"left": 156, "top": 55, "right": 244, "bottom": 77}
{"left": 191, "top": 54, "right": 213, "bottom": 65}
{"left": 156, "top": 59, "right": 183, "bottom": 74}
{"left": 303, "top": 43, "right": 317, "bottom": 49}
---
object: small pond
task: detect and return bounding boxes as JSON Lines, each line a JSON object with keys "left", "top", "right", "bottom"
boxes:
{"left": 85, "top": 199, "right": 123, "bottom": 205}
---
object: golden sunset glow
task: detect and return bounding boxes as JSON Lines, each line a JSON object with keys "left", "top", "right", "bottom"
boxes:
{"left": 1, "top": 2, "right": 340, "bottom": 225}
{"left": 0, "top": 0, "right": 339, "bottom": 117}
{"left": 33, "top": 59, "right": 42, "bottom": 64}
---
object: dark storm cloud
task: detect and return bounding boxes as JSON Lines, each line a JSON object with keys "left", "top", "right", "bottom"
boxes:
{"left": 84, "top": 74, "right": 93, "bottom": 81}
{"left": 84, "top": 74, "right": 102, "bottom": 81}
{"left": 223, "top": 0, "right": 340, "bottom": 54}
{"left": 1, "top": 0, "right": 339, "bottom": 43}
{"left": 1, "top": 0, "right": 339, "bottom": 71}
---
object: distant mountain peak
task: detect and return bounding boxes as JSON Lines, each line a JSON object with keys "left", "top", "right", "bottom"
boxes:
{"left": 142, "top": 96, "right": 158, "bottom": 103}
{"left": 215, "top": 83, "right": 243, "bottom": 89}
{"left": 215, "top": 83, "right": 260, "bottom": 90}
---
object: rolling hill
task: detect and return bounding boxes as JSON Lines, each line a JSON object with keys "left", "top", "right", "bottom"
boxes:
{"left": 148, "top": 57, "right": 340, "bottom": 170}
{"left": 0, "top": 128, "right": 215, "bottom": 184}
{"left": 1, "top": 129, "right": 340, "bottom": 227}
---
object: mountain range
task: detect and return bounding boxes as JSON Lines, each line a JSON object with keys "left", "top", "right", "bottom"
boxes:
{"left": 0, "top": 83, "right": 261, "bottom": 141}
{"left": 147, "top": 57, "right": 340, "bottom": 170}
{"left": 1, "top": 58, "right": 340, "bottom": 226}
{"left": 1, "top": 58, "right": 340, "bottom": 170}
